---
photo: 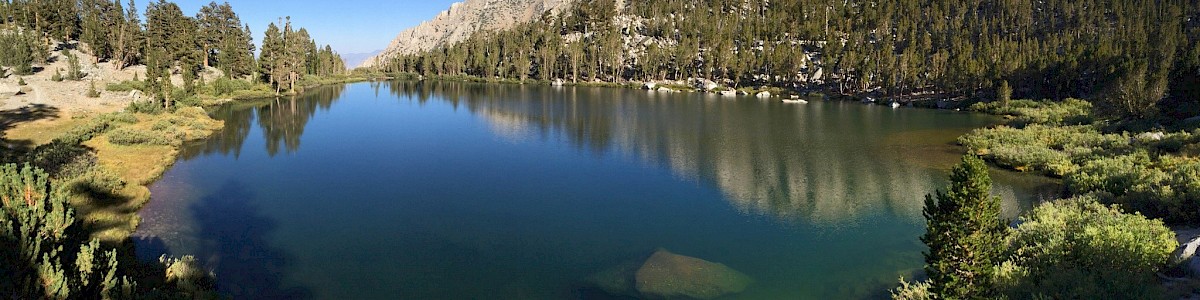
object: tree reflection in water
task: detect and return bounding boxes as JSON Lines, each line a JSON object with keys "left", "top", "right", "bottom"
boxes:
{"left": 182, "top": 81, "right": 1056, "bottom": 226}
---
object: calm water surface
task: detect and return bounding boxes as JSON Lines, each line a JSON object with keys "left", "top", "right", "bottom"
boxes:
{"left": 134, "top": 81, "right": 1059, "bottom": 299}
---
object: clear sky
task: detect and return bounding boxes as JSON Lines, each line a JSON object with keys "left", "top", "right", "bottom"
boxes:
{"left": 133, "top": 0, "right": 463, "bottom": 54}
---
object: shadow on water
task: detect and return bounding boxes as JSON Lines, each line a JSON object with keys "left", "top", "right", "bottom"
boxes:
{"left": 191, "top": 180, "right": 312, "bottom": 299}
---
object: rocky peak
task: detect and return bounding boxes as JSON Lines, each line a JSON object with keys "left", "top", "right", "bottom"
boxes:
{"left": 359, "top": 0, "right": 577, "bottom": 68}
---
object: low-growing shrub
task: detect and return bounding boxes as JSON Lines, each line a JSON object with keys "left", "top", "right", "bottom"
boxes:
{"left": 997, "top": 196, "right": 1175, "bottom": 299}
{"left": 960, "top": 125, "right": 1130, "bottom": 176}
{"left": 126, "top": 100, "right": 163, "bottom": 114}
{"left": 105, "top": 80, "right": 147, "bottom": 92}
{"left": 86, "top": 80, "right": 100, "bottom": 98}
{"left": 56, "top": 115, "right": 119, "bottom": 144}
{"left": 208, "top": 78, "right": 255, "bottom": 96}
{"left": 970, "top": 99, "right": 1093, "bottom": 126}
{"left": 1067, "top": 154, "right": 1200, "bottom": 223}
{"left": 106, "top": 127, "right": 180, "bottom": 146}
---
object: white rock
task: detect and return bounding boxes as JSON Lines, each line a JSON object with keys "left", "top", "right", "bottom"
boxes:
{"left": 552, "top": 79, "right": 565, "bottom": 86}
{"left": 693, "top": 79, "right": 719, "bottom": 91}
{"left": 1176, "top": 236, "right": 1200, "bottom": 276}
{"left": 1136, "top": 132, "right": 1166, "bottom": 142}
{"left": 0, "top": 83, "right": 19, "bottom": 99}
{"left": 720, "top": 90, "right": 736, "bottom": 96}
{"left": 656, "top": 87, "right": 674, "bottom": 93}
{"left": 755, "top": 91, "right": 771, "bottom": 98}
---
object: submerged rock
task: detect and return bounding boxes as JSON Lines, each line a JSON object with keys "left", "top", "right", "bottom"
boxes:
{"left": 586, "top": 260, "right": 642, "bottom": 297}
{"left": 586, "top": 249, "right": 753, "bottom": 299}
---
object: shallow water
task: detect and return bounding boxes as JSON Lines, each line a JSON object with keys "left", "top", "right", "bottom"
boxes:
{"left": 135, "top": 81, "right": 1060, "bottom": 299}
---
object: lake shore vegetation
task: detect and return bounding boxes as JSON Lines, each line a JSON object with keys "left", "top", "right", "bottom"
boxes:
{"left": 0, "top": 0, "right": 349, "bottom": 297}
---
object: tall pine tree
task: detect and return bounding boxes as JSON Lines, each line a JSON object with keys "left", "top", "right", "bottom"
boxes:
{"left": 921, "top": 155, "right": 1005, "bottom": 299}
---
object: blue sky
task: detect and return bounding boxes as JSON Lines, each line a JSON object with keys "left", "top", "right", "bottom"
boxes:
{"left": 134, "top": 0, "right": 463, "bottom": 54}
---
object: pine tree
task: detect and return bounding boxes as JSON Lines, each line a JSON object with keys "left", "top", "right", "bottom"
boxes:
{"left": 998, "top": 80, "right": 1011, "bottom": 108}
{"left": 112, "top": 0, "right": 142, "bottom": 69}
{"left": 259, "top": 21, "right": 284, "bottom": 92}
{"left": 0, "top": 164, "right": 130, "bottom": 298}
{"left": 921, "top": 155, "right": 1005, "bottom": 299}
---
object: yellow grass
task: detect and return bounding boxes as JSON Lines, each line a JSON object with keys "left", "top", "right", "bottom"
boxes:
{"left": 5, "top": 114, "right": 87, "bottom": 146}
{"left": 5, "top": 108, "right": 224, "bottom": 242}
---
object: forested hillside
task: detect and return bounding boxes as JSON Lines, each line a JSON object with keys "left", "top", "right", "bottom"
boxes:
{"left": 0, "top": 0, "right": 347, "bottom": 107}
{"left": 377, "top": 0, "right": 1200, "bottom": 119}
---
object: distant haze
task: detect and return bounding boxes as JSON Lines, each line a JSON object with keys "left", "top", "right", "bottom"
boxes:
{"left": 342, "top": 50, "right": 383, "bottom": 69}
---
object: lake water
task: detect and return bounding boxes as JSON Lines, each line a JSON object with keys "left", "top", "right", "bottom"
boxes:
{"left": 134, "top": 81, "right": 1060, "bottom": 299}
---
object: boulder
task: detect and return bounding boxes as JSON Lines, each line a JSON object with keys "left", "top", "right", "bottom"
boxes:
{"left": 1175, "top": 234, "right": 1200, "bottom": 276}
{"left": 0, "top": 83, "right": 19, "bottom": 99}
{"left": 694, "top": 79, "right": 719, "bottom": 91}
{"left": 755, "top": 91, "right": 772, "bottom": 98}
{"left": 552, "top": 79, "right": 565, "bottom": 86}
{"left": 657, "top": 87, "right": 675, "bottom": 93}
{"left": 720, "top": 90, "right": 737, "bottom": 97}
{"left": 635, "top": 249, "right": 753, "bottom": 299}
{"left": 1184, "top": 238, "right": 1200, "bottom": 276}
{"left": 1136, "top": 132, "right": 1166, "bottom": 142}
{"left": 644, "top": 82, "right": 657, "bottom": 90}
{"left": 587, "top": 249, "right": 752, "bottom": 299}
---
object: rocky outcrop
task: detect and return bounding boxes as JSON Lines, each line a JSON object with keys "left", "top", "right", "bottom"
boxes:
{"left": 360, "top": 0, "right": 577, "bottom": 68}
{"left": 587, "top": 249, "right": 753, "bottom": 299}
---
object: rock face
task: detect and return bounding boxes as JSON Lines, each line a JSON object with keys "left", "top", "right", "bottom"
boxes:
{"left": 360, "top": 0, "right": 577, "bottom": 68}
{"left": 587, "top": 249, "right": 753, "bottom": 299}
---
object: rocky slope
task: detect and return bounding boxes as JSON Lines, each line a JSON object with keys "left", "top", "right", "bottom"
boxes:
{"left": 359, "top": 0, "right": 576, "bottom": 68}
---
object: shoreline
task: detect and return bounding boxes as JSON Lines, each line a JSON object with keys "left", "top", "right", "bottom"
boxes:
{"left": 2, "top": 77, "right": 366, "bottom": 243}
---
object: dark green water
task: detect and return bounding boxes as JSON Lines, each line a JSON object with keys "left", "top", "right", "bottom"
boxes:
{"left": 134, "top": 81, "right": 1059, "bottom": 299}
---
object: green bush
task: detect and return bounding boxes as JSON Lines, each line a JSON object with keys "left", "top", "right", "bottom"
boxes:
{"left": 0, "top": 164, "right": 132, "bottom": 298}
{"left": 1067, "top": 154, "right": 1200, "bottom": 223}
{"left": 997, "top": 196, "right": 1175, "bottom": 299}
{"left": 960, "top": 124, "right": 1130, "bottom": 176}
{"left": 106, "top": 127, "right": 181, "bottom": 146}
{"left": 890, "top": 278, "right": 933, "bottom": 300}
{"left": 55, "top": 114, "right": 121, "bottom": 145}
{"left": 970, "top": 99, "right": 1093, "bottom": 126}
{"left": 105, "top": 80, "right": 147, "bottom": 92}
{"left": 126, "top": 100, "right": 163, "bottom": 114}
{"left": 208, "top": 77, "right": 255, "bottom": 96}
{"left": 86, "top": 81, "right": 101, "bottom": 98}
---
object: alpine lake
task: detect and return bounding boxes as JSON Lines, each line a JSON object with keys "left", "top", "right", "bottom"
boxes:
{"left": 133, "top": 81, "right": 1060, "bottom": 299}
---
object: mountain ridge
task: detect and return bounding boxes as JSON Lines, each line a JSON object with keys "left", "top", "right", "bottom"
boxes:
{"left": 359, "top": 0, "right": 576, "bottom": 69}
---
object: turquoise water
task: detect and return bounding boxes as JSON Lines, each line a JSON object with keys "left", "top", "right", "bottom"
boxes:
{"left": 134, "top": 81, "right": 1059, "bottom": 299}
